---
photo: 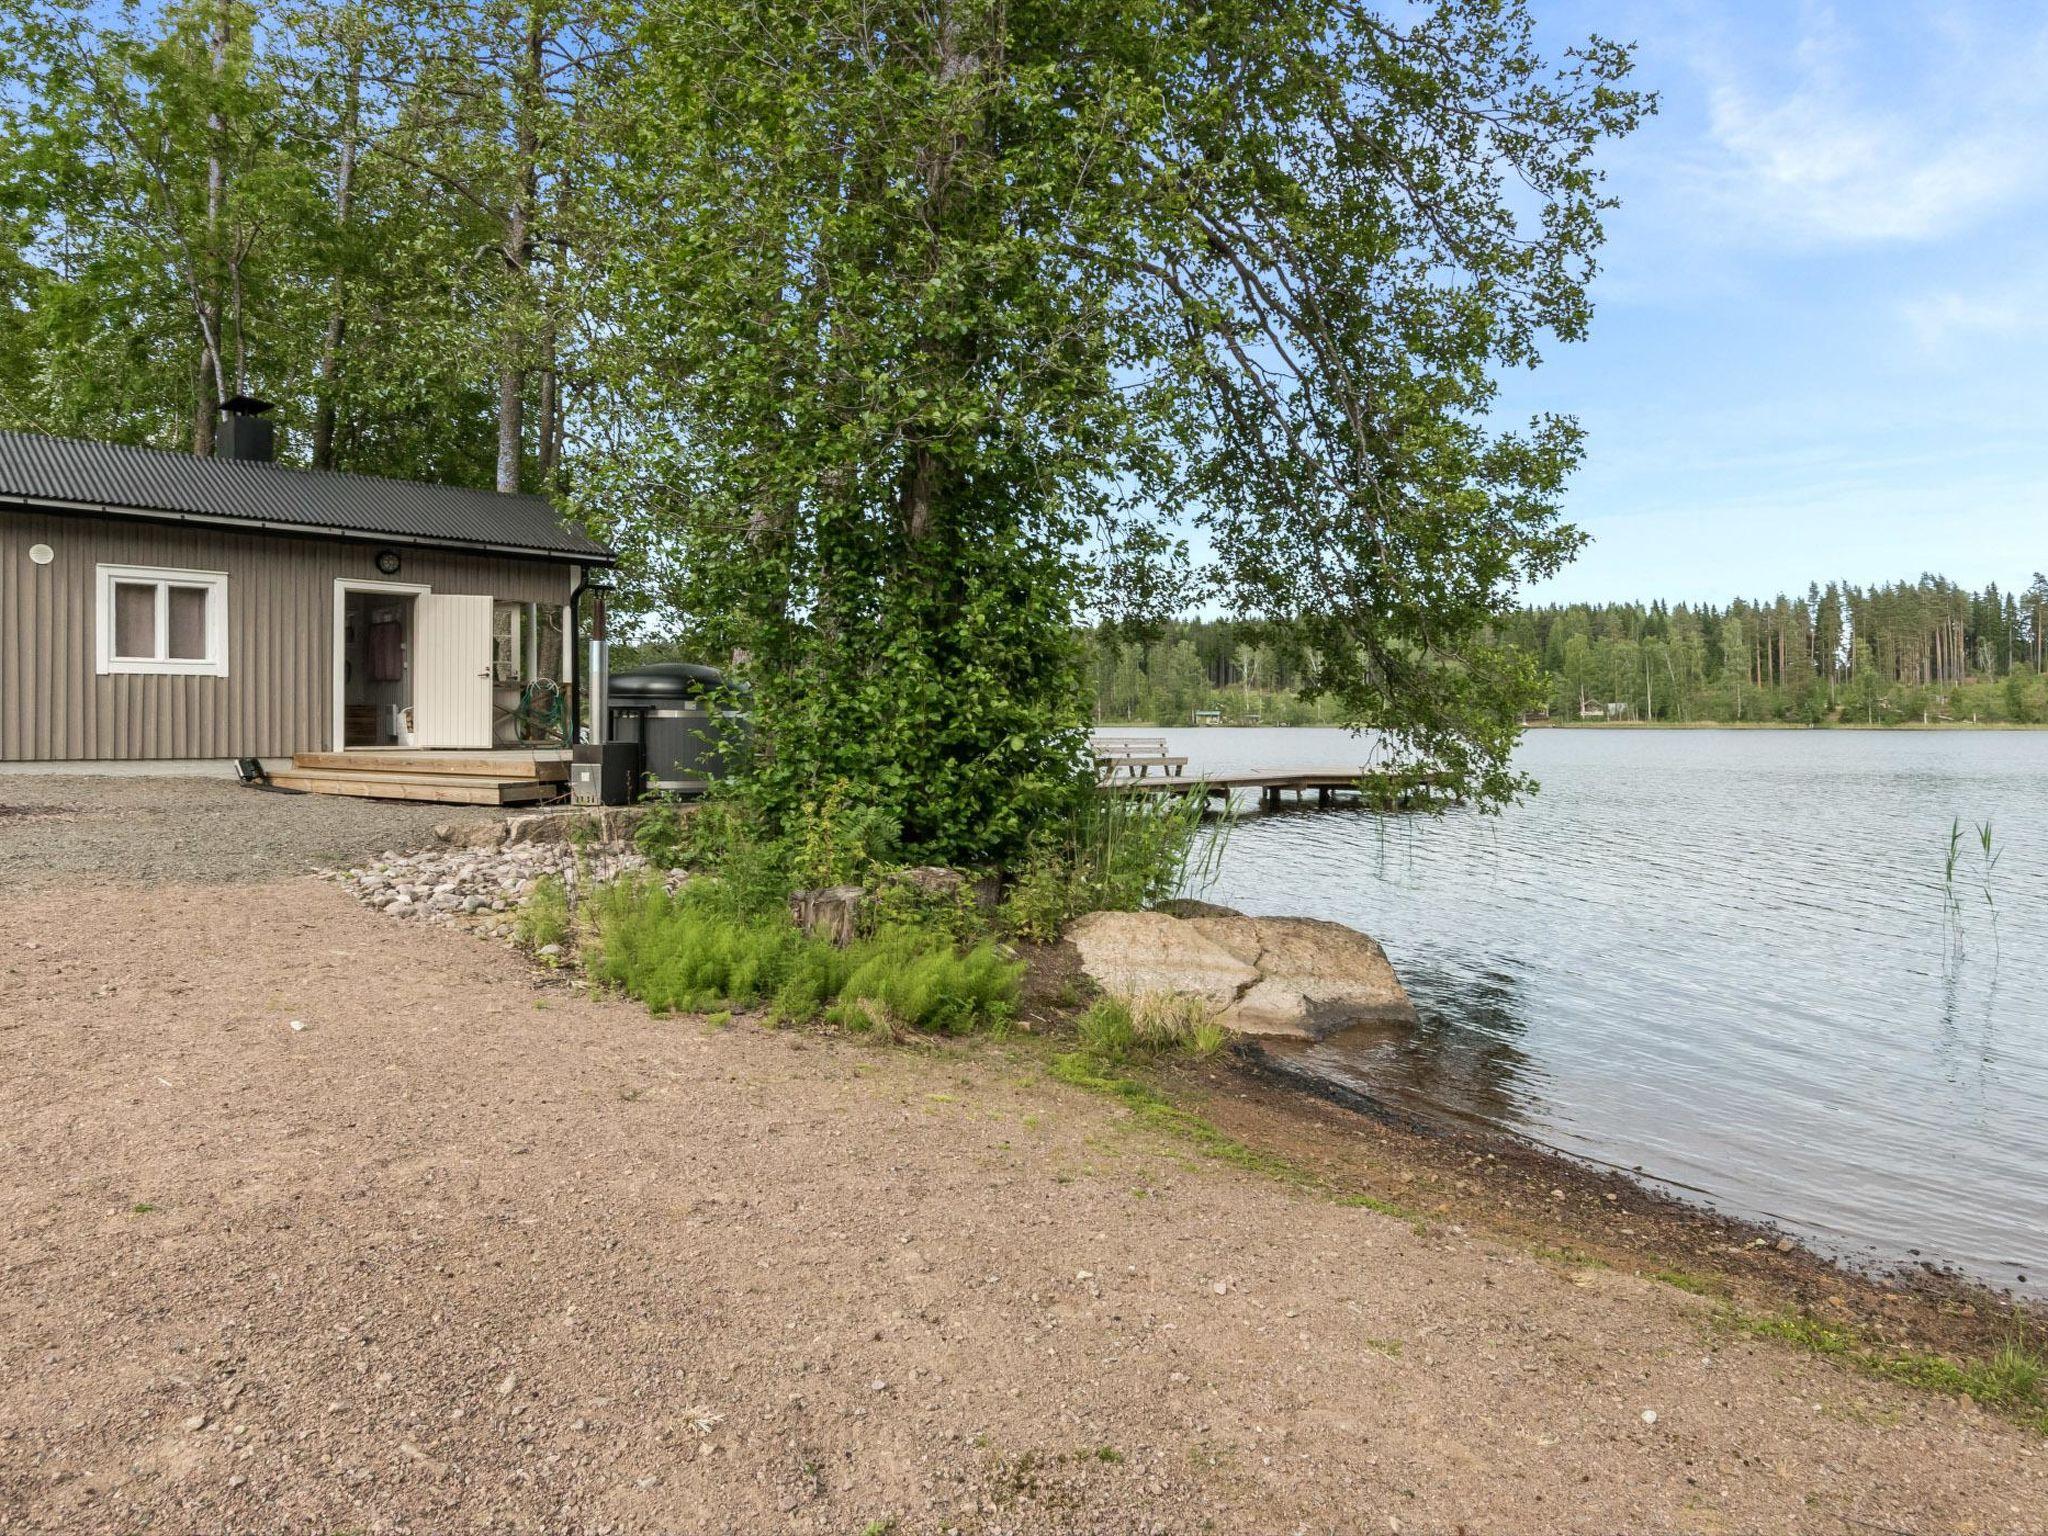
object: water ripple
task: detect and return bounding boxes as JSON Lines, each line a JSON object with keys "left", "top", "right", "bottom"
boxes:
{"left": 1161, "top": 727, "right": 2048, "bottom": 1295}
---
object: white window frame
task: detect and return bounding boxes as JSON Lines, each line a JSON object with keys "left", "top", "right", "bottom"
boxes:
{"left": 95, "top": 563, "right": 230, "bottom": 677}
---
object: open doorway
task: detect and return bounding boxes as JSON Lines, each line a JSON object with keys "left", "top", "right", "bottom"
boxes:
{"left": 341, "top": 589, "right": 417, "bottom": 747}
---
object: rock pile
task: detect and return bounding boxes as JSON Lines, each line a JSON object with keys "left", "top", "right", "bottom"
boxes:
{"left": 336, "top": 841, "right": 669, "bottom": 943}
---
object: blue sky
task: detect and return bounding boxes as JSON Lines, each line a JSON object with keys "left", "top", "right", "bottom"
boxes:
{"left": 1506, "top": 0, "right": 2048, "bottom": 606}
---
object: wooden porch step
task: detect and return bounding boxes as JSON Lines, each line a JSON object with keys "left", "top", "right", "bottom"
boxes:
{"left": 290, "top": 750, "right": 569, "bottom": 782}
{"left": 270, "top": 767, "right": 563, "bottom": 806}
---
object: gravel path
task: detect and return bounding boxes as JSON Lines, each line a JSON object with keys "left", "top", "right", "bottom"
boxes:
{"left": 0, "top": 775, "right": 463, "bottom": 887}
{"left": 2, "top": 869, "right": 2043, "bottom": 1533}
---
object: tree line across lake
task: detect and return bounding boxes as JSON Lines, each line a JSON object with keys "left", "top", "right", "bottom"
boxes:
{"left": 1092, "top": 575, "right": 2048, "bottom": 728}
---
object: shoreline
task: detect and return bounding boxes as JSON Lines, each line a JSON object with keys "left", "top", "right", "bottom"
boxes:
{"left": 1133, "top": 1030, "right": 2047, "bottom": 1397}
{"left": 1011, "top": 929, "right": 2046, "bottom": 1429}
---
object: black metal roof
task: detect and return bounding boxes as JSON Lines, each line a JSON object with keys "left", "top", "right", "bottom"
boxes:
{"left": 0, "top": 429, "right": 613, "bottom": 563}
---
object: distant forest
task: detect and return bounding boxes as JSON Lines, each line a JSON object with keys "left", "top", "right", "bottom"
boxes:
{"left": 1091, "top": 575, "right": 2048, "bottom": 727}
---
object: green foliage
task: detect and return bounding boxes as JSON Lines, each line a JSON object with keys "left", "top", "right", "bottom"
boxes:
{"left": 828, "top": 927, "right": 1023, "bottom": 1037}
{"left": 792, "top": 780, "right": 902, "bottom": 889}
{"left": 863, "top": 874, "right": 989, "bottom": 944}
{"left": 1097, "top": 575, "right": 2048, "bottom": 728}
{"left": 514, "top": 875, "right": 571, "bottom": 955}
{"left": 0, "top": 0, "right": 600, "bottom": 489}
{"left": 998, "top": 791, "right": 1228, "bottom": 941}
{"left": 631, "top": 802, "right": 691, "bottom": 869}
{"left": 586, "top": 878, "right": 1020, "bottom": 1035}
{"left": 634, "top": 796, "right": 793, "bottom": 915}
{"left": 598, "top": 0, "right": 1647, "bottom": 846}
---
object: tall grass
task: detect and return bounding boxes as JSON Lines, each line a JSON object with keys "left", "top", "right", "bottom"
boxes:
{"left": 514, "top": 874, "right": 571, "bottom": 954}
{"left": 1941, "top": 817, "right": 2003, "bottom": 958}
{"left": 585, "top": 877, "right": 1020, "bottom": 1034}
{"left": 1072, "top": 994, "right": 1228, "bottom": 1066}
{"left": 1000, "top": 787, "right": 1233, "bottom": 941}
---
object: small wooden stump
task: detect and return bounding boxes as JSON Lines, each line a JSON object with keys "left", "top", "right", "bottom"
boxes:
{"left": 789, "top": 884, "right": 865, "bottom": 946}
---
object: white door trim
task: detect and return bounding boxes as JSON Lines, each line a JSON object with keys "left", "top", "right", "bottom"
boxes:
{"left": 331, "top": 577, "right": 431, "bottom": 751}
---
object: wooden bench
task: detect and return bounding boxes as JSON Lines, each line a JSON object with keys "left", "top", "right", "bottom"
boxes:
{"left": 1091, "top": 736, "right": 1188, "bottom": 779}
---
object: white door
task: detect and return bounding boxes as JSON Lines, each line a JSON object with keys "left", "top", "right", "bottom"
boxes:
{"left": 413, "top": 594, "right": 495, "bottom": 748}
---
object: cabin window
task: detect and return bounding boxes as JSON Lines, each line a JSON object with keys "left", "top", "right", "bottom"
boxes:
{"left": 96, "top": 564, "right": 229, "bottom": 677}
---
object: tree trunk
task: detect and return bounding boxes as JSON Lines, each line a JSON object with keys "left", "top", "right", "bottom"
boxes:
{"left": 496, "top": 346, "right": 524, "bottom": 493}
{"left": 192, "top": 354, "right": 215, "bottom": 457}
{"left": 193, "top": 0, "right": 231, "bottom": 456}
{"left": 536, "top": 322, "right": 559, "bottom": 487}
{"left": 313, "top": 46, "right": 363, "bottom": 471}
{"left": 496, "top": 10, "right": 545, "bottom": 495}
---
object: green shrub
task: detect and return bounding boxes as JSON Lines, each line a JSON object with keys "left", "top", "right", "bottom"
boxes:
{"left": 632, "top": 801, "right": 691, "bottom": 868}
{"left": 998, "top": 848, "right": 1081, "bottom": 944}
{"left": 863, "top": 871, "right": 991, "bottom": 942}
{"left": 793, "top": 780, "right": 902, "bottom": 888}
{"left": 997, "top": 790, "right": 1230, "bottom": 941}
{"left": 643, "top": 796, "right": 793, "bottom": 915}
{"left": 586, "top": 879, "right": 1020, "bottom": 1034}
{"left": 515, "top": 875, "right": 572, "bottom": 955}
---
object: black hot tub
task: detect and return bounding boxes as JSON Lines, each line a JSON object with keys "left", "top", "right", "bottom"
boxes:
{"left": 606, "top": 663, "right": 747, "bottom": 795}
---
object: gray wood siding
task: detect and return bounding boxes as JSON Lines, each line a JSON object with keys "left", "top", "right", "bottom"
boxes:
{"left": 1, "top": 508, "right": 574, "bottom": 761}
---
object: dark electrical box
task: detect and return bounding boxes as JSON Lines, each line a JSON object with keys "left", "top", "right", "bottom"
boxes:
{"left": 570, "top": 741, "right": 641, "bottom": 806}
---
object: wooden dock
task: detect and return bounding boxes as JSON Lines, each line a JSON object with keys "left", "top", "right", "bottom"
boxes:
{"left": 1111, "top": 767, "right": 1462, "bottom": 811}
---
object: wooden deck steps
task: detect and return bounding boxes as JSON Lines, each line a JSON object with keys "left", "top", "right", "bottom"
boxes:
{"left": 274, "top": 749, "right": 570, "bottom": 806}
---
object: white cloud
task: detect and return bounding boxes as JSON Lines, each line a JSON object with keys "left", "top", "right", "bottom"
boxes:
{"left": 1676, "top": 4, "right": 2048, "bottom": 248}
{"left": 1901, "top": 279, "right": 2048, "bottom": 355}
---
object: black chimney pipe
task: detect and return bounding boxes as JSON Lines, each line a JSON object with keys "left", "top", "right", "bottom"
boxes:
{"left": 216, "top": 395, "right": 277, "bottom": 462}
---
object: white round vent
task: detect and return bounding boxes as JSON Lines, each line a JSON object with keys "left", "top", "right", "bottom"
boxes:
{"left": 28, "top": 543, "right": 54, "bottom": 566}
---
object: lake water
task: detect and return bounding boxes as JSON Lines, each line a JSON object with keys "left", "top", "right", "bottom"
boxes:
{"left": 1153, "top": 726, "right": 2048, "bottom": 1296}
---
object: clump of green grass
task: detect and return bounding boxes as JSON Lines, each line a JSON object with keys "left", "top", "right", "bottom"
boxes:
{"left": 828, "top": 926, "right": 1022, "bottom": 1035}
{"left": 1334, "top": 1191, "right": 1419, "bottom": 1221}
{"left": 514, "top": 875, "right": 572, "bottom": 955}
{"left": 1726, "top": 1309, "right": 2047, "bottom": 1432}
{"left": 585, "top": 877, "right": 1020, "bottom": 1034}
{"left": 1074, "top": 994, "right": 1227, "bottom": 1066}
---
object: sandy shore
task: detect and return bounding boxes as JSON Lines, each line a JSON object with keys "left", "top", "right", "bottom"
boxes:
{"left": 3, "top": 872, "right": 2043, "bottom": 1534}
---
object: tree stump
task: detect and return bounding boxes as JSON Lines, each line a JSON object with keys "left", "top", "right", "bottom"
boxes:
{"left": 788, "top": 884, "right": 865, "bottom": 946}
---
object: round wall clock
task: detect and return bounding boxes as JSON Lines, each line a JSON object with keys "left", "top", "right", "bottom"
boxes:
{"left": 375, "top": 549, "right": 402, "bottom": 575}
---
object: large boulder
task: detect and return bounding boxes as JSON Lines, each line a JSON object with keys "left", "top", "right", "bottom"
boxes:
{"left": 1194, "top": 915, "right": 1418, "bottom": 1040}
{"left": 1066, "top": 909, "right": 1417, "bottom": 1042}
{"left": 1064, "top": 910, "right": 1260, "bottom": 1013}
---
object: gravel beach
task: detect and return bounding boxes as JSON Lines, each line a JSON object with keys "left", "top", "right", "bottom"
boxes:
{"left": 1, "top": 784, "right": 2042, "bottom": 1533}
